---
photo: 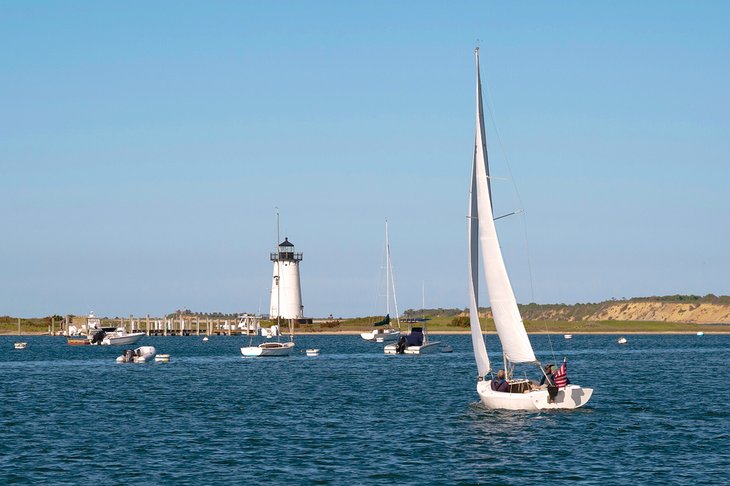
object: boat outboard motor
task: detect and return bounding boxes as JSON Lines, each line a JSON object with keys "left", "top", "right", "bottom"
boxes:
{"left": 123, "top": 349, "right": 135, "bottom": 363}
{"left": 396, "top": 336, "right": 406, "bottom": 354}
{"left": 91, "top": 330, "right": 106, "bottom": 345}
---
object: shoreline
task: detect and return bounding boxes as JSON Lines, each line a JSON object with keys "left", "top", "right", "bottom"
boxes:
{"left": 3, "top": 330, "right": 729, "bottom": 336}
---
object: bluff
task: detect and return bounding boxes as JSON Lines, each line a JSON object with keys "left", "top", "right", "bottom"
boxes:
{"left": 403, "top": 295, "right": 730, "bottom": 324}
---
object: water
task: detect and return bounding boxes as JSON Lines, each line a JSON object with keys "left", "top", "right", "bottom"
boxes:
{"left": 1, "top": 334, "right": 728, "bottom": 484}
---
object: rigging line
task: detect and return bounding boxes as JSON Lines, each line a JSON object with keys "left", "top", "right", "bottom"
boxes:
{"left": 483, "top": 72, "right": 558, "bottom": 363}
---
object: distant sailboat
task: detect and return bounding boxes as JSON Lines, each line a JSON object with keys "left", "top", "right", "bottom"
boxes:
{"left": 241, "top": 210, "right": 295, "bottom": 357}
{"left": 14, "top": 318, "right": 27, "bottom": 350}
{"left": 361, "top": 220, "right": 401, "bottom": 343}
{"left": 468, "top": 48, "right": 592, "bottom": 410}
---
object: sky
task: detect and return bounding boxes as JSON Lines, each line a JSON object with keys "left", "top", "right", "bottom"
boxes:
{"left": 1, "top": 1, "right": 728, "bottom": 318}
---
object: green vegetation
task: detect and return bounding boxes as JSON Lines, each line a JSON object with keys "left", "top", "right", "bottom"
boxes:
{"left": 0, "top": 315, "right": 62, "bottom": 334}
{"left": 3, "top": 294, "right": 730, "bottom": 334}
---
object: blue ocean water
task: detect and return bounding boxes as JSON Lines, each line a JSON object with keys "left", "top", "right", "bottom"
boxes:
{"left": 1, "top": 334, "right": 728, "bottom": 485}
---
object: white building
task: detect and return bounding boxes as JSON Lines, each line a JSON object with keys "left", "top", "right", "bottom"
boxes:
{"left": 269, "top": 237, "right": 304, "bottom": 319}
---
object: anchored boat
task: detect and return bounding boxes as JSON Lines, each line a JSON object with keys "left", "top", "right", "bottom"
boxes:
{"left": 361, "top": 221, "right": 401, "bottom": 343}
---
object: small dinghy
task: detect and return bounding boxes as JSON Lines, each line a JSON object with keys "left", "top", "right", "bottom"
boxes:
{"left": 203, "top": 336, "right": 209, "bottom": 342}
{"left": 155, "top": 354, "right": 171, "bottom": 362}
{"left": 617, "top": 337, "right": 628, "bottom": 345}
{"left": 116, "top": 346, "right": 157, "bottom": 363}
{"left": 306, "top": 348, "right": 320, "bottom": 357}
{"left": 14, "top": 342, "right": 28, "bottom": 350}
{"left": 564, "top": 334, "right": 573, "bottom": 340}
{"left": 696, "top": 331, "right": 704, "bottom": 336}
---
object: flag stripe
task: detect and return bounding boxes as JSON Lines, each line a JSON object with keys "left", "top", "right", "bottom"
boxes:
{"left": 554, "top": 361, "right": 568, "bottom": 388}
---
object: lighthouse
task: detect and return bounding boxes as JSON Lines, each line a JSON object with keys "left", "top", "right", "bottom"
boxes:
{"left": 269, "top": 237, "right": 304, "bottom": 320}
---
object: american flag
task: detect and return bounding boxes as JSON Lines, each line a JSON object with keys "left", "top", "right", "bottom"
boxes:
{"left": 554, "top": 359, "right": 568, "bottom": 388}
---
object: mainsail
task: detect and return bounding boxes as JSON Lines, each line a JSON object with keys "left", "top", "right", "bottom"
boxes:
{"left": 469, "top": 48, "right": 537, "bottom": 366}
{"left": 372, "top": 314, "right": 390, "bottom": 327}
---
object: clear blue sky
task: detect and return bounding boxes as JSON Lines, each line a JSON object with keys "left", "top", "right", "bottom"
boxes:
{"left": 1, "top": 1, "right": 728, "bottom": 318}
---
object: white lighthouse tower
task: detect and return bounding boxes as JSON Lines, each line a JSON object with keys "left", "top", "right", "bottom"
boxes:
{"left": 269, "top": 236, "right": 304, "bottom": 320}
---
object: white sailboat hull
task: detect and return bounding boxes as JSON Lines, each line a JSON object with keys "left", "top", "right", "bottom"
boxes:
{"left": 361, "top": 329, "right": 400, "bottom": 342}
{"left": 404, "top": 341, "right": 442, "bottom": 355}
{"left": 383, "top": 341, "right": 442, "bottom": 355}
{"left": 477, "top": 381, "right": 593, "bottom": 411}
{"left": 241, "top": 341, "right": 294, "bottom": 357}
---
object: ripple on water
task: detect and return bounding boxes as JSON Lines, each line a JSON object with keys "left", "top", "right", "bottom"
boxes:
{"left": 1, "top": 334, "right": 729, "bottom": 483}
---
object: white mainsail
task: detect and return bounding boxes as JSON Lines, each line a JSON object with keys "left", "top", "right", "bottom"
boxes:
{"left": 470, "top": 48, "right": 536, "bottom": 366}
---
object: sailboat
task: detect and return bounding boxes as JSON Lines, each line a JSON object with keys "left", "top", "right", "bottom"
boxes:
{"left": 14, "top": 318, "right": 27, "bottom": 349}
{"left": 361, "top": 220, "right": 401, "bottom": 343}
{"left": 241, "top": 211, "right": 295, "bottom": 357}
{"left": 468, "top": 48, "right": 592, "bottom": 410}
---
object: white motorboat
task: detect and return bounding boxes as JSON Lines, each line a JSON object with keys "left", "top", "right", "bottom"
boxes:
{"left": 697, "top": 331, "right": 704, "bottom": 336}
{"left": 362, "top": 221, "right": 402, "bottom": 342}
{"left": 617, "top": 336, "right": 628, "bottom": 344}
{"left": 116, "top": 346, "right": 157, "bottom": 363}
{"left": 155, "top": 354, "right": 171, "bottom": 362}
{"left": 384, "top": 325, "right": 441, "bottom": 355}
{"left": 466, "top": 48, "right": 592, "bottom": 410}
{"left": 101, "top": 328, "right": 145, "bottom": 346}
{"left": 306, "top": 348, "right": 320, "bottom": 357}
{"left": 564, "top": 334, "right": 573, "bottom": 339}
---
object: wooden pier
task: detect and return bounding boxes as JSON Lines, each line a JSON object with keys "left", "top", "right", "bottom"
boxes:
{"left": 62, "top": 314, "right": 262, "bottom": 337}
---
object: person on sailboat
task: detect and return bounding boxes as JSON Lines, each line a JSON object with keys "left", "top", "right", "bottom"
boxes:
{"left": 491, "top": 370, "right": 509, "bottom": 392}
{"left": 539, "top": 364, "right": 555, "bottom": 387}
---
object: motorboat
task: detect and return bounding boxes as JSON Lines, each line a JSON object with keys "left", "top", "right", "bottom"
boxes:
{"left": 101, "top": 328, "right": 145, "bottom": 346}
{"left": 116, "top": 346, "right": 157, "bottom": 363}
{"left": 155, "top": 354, "right": 171, "bottom": 363}
{"left": 384, "top": 326, "right": 442, "bottom": 355}
{"left": 564, "top": 334, "right": 573, "bottom": 339}
{"left": 617, "top": 337, "right": 628, "bottom": 344}
{"left": 306, "top": 348, "right": 320, "bottom": 357}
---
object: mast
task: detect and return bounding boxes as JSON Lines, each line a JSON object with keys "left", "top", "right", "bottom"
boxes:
{"left": 472, "top": 47, "right": 536, "bottom": 365}
{"left": 387, "top": 222, "right": 400, "bottom": 330}
{"left": 276, "top": 208, "right": 282, "bottom": 342}
{"left": 469, "top": 48, "right": 492, "bottom": 378}
{"left": 385, "top": 220, "right": 390, "bottom": 318}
